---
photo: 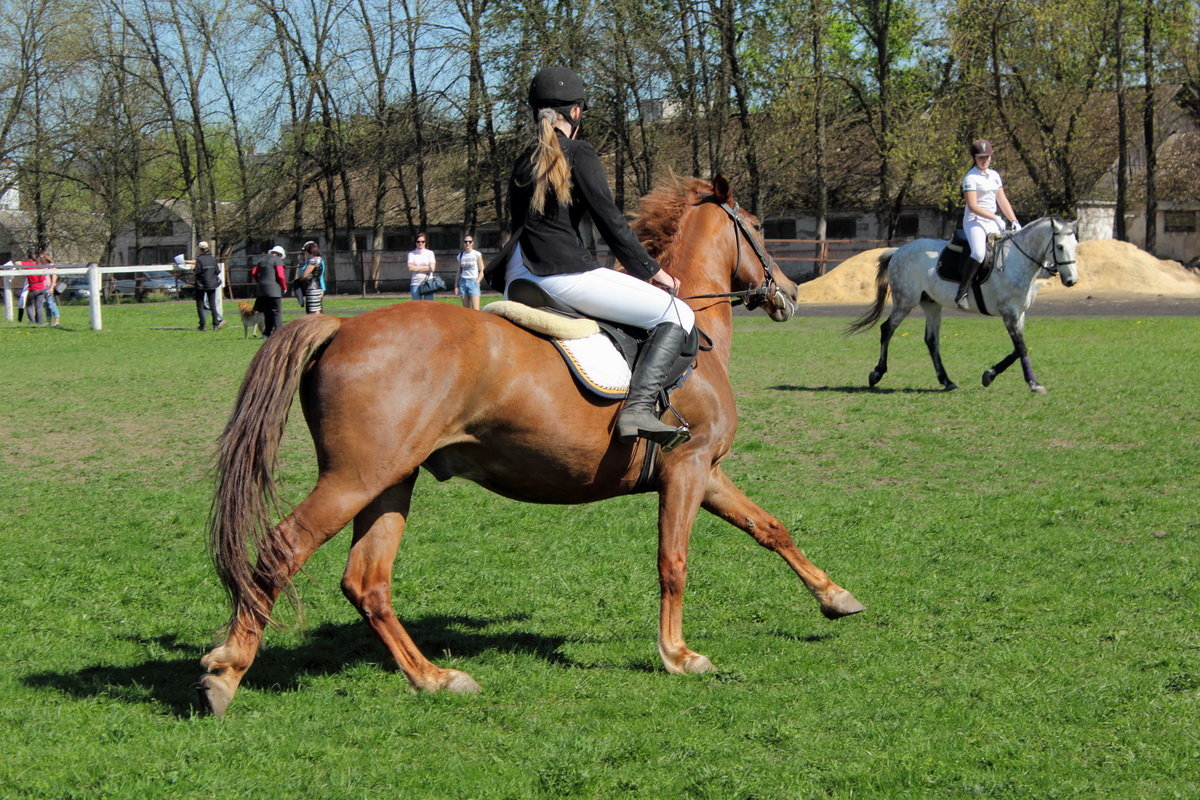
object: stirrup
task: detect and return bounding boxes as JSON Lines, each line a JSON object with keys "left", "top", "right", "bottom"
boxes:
{"left": 617, "top": 413, "right": 692, "bottom": 452}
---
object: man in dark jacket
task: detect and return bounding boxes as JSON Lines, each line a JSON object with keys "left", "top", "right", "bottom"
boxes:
{"left": 251, "top": 245, "right": 289, "bottom": 337}
{"left": 190, "top": 241, "right": 224, "bottom": 331}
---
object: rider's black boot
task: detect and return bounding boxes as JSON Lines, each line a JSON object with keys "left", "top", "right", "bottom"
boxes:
{"left": 954, "top": 258, "right": 982, "bottom": 310}
{"left": 617, "top": 322, "right": 691, "bottom": 450}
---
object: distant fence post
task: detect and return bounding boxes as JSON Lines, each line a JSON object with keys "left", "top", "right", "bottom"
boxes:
{"left": 88, "top": 263, "right": 102, "bottom": 330}
{"left": 2, "top": 274, "right": 11, "bottom": 321}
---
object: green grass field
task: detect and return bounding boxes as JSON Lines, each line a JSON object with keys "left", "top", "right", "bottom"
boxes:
{"left": 1, "top": 298, "right": 1197, "bottom": 799}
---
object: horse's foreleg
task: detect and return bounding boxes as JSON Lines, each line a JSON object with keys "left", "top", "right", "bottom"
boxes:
{"left": 341, "top": 478, "right": 481, "bottom": 695}
{"left": 198, "top": 480, "right": 371, "bottom": 716}
{"left": 984, "top": 313, "right": 1045, "bottom": 393}
{"left": 702, "top": 468, "right": 864, "bottom": 620}
{"left": 920, "top": 301, "right": 956, "bottom": 390}
{"left": 868, "top": 307, "right": 910, "bottom": 387}
{"left": 656, "top": 469, "right": 716, "bottom": 675}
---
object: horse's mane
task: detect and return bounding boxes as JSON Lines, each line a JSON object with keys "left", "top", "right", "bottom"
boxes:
{"left": 632, "top": 175, "right": 714, "bottom": 270}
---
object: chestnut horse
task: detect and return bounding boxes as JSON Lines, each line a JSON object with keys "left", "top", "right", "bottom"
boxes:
{"left": 198, "top": 176, "right": 864, "bottom": 716}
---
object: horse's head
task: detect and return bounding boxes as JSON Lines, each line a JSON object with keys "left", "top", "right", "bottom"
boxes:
{"left": 634, "top": 175, "right": 798, "bottom": 321}
{"left": 1049, "top": 218, "right": 1079, "bottom": 288}
{"left": 706, "top": 176, "right": 799, "bottom": 322}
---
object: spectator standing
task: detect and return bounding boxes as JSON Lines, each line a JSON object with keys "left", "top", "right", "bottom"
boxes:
{"left": 14, "top": 251, "right": 33, "bottom": 322}
{"left": 189, "top": 241, "right": 225, "bottom": 331}
{"left": 251, "top": 245, "right": 289, "bottom": 337}
{"left": 455, "top": 234, "right": 484, "bottom": 310}
{"left": 407, "top": 233, "right": 436, "bottom": 300}
{"left": 39, "top": 251, "right": 61, "bottom": 326}
{"left": 296, "top": 241, "right": 325, "bottom": 314}
{"left": 21, "top": 249, "right": 49, "bottom": 325}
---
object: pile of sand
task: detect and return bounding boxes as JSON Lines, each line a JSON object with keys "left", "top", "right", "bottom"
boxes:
{"left": 798, "top": 239, "right": 1200, "bottom": 304}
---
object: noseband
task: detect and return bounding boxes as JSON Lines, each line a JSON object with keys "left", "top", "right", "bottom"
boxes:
{"left": 682, "top": 198, "right": 784, "bottom": 310}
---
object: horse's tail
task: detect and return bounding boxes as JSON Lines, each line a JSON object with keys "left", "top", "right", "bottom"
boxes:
{"left": 209, "top": 314, "right": 343, "bottom": 632}
{"left": 845, "top": 249, "right": 896, "bottom": 334}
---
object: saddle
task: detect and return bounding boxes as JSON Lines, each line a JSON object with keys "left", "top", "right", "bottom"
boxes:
{"left": 935, "top": 229, "right": 1004, "bottom": 286}
{"left": 494, "top": 278, "right": 700, "bottom": 401}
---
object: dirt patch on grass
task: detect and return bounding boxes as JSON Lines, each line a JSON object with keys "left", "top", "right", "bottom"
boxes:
{"left": 798, "top": 239, "right": 1200, "bottom": 305}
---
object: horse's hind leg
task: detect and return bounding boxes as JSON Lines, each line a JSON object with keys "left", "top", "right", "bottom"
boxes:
{"left": 702, "top": 467, "right": 864, "bottom": 620}
{"left": 868, "top": 305, "right": 912, "bottom": 387}
{"left": 920, "top": 300, "right": 957, "bottom": 390}
{"left": 198, "top": 479, "right": 372, "bottom": 716}
{"left": 341, "top": 477, "right": 481, "bottom": 695}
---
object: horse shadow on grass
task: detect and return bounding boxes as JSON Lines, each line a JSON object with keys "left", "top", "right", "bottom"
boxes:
{"left": 21, "top": 613, "right": 574, "bottom": 719}
{"left": 769, "top": 384, "right": 948, "bottom": 394}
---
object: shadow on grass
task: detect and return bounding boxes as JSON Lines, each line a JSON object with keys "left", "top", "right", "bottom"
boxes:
{"left": 21, "top": 613, "right": 572, "bottom": 719}
{"left": 769, "top": 384, "right": 949, "bottom": 394}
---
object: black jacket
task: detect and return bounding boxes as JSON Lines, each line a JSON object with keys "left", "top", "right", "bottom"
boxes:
{"left": 193, "top": 253, "right": 220, "bottom": 290}
{"left": 485, "top": 132, "right": 660, "bottom": 292}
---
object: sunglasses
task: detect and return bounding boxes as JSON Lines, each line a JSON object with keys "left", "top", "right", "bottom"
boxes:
{"left": 464, "top": 239, "right": 473, "bottom": 244}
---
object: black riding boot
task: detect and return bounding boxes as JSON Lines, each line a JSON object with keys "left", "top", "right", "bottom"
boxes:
{"left": 954, "top": 258, "right": 982, "bottom": 310}
{"left": 617, "top": 322, "right": 691, "bottom": 450}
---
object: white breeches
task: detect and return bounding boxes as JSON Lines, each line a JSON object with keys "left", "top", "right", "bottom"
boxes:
{"left": 506, "top": 246, "right": 695, "bottom": 332}
{"left": 964, "top": 216, "right": 1002, "bottom": 262}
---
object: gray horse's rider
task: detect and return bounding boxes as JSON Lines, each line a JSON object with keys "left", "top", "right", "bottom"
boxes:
{"left": 957, "top": 139, "right": 1021, "bottom": 309}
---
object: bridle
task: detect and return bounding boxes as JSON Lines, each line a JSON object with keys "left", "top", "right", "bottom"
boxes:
{"left": 681, "top": 198, "right": 787, "bottom": 311}
{"left": 1004, "top": 219, "right": 1077, "bottom": 276}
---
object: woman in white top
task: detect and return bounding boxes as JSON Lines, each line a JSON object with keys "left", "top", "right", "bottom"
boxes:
{"left": 407, "top": 233, "right": 437, "bottom": 300}
{"left": 957, "top": 139, "right": 1020, "bottom": 309}
{"left": 455, "top": 234, "right": 483, "bottom": 310}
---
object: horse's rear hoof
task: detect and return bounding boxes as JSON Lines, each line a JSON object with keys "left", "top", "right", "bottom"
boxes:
{"left": 1030, "top": 382, "right": 1047, "bottom": 395}
{"left": 982, "top": 370, "right": 996, "bottom": 387}
{"left": 197, "top": 674, "right": 234, "bottom": 717}
{"left": 868, "top": 370, "right": 883, "bottom": 387}
{"left": 943, "top": 382, "right": 958, "bottom": 392}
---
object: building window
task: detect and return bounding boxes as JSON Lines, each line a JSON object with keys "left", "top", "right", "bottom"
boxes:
{"left": 139, "top": 219, "right": 174, "bottom": 237}
{"left": 1164, "top": 211, "right": 1196, "bottom": 233}
{"left": 764, "top": 219, "right": 796, "bottom": 239}
{"left": 826, "top": 217, "right": 857, "bottom": 239}
{"left": 896, "top": 215, "right": 919, "bottom": 238}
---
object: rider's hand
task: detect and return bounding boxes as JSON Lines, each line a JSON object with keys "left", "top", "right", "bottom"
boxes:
{"left": 649, "top": 269, "right": 680, "bottom": 294}
{"left": 1009, "top": 219, "right": 1022, "bottom": 232}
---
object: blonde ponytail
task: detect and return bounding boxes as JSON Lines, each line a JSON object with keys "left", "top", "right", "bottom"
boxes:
{"left": 529, "top": 109, "right": 573, "bottom": 214}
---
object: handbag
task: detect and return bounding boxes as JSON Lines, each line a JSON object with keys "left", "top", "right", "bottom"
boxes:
{"left": 420, "top": 274, "right": 446, "bottom": 295}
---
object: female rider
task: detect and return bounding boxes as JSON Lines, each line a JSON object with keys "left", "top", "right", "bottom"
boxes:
{"left": 957, "top": 139, "right": 1020, "bottom": 309}
{"left": 484, "top": 67, "right": 695, "bottom": 448}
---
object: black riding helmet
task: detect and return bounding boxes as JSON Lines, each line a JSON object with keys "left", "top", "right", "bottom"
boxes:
{"left": 528, "top": 67, "right": 588, "bottom": 112}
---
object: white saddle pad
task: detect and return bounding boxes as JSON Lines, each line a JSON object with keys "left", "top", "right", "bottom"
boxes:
{"left": 551, "top": 332, "right": 631, "bottom": 399}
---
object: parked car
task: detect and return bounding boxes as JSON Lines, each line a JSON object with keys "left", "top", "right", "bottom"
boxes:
{"left": 61, "top": 276, "right": 93, "bottom": 302}
{"left": 108, "top": 270, "right": 183, "bottom": 300}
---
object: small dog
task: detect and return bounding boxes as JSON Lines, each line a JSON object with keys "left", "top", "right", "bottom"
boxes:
{"left": 238, "top": 301, "right": 264, "bottom": 339}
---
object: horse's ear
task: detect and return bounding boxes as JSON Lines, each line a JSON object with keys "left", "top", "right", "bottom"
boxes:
{"left": 712, "top": 175, "right": 732, "bottom": 204}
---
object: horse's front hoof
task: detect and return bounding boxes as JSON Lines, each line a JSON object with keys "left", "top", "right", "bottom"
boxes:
{"left": 438, "top": 669, "right": 482, "bottom": 694}
{"left": 943, "top": 382, "right": 958, "bottom": 392}
{"left": 821, "top": 588, "right": 866, "bottom": 619}
{"left": 868, "top": 370, "right": 883, "bottom": 387}
{"left": 1029, "top": 382, "right": 1047, "bottom": 395}
{"left": 197, "top": 673, "right": 235, "bottom": 717}
{"left": 982, "top": 370, "right": 996, "bottom": 387}
{"left": 661, "top": 647, "right": 715, "bottom": 675}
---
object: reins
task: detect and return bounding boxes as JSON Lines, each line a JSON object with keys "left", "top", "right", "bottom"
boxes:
{"left": 680, "top": 198, "right": 783, "bottom": 310}
{"left": 1002, "top": 219, "right": 1076, "bottom": 276}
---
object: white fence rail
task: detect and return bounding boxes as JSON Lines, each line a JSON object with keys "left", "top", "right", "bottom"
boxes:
{"left": 1, "top": 264, "right": 192, "bottom": 330}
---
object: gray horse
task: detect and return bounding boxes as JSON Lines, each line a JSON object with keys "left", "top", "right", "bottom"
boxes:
{"left": 848, "top": 217, "right": 1079, "bottom": 393}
